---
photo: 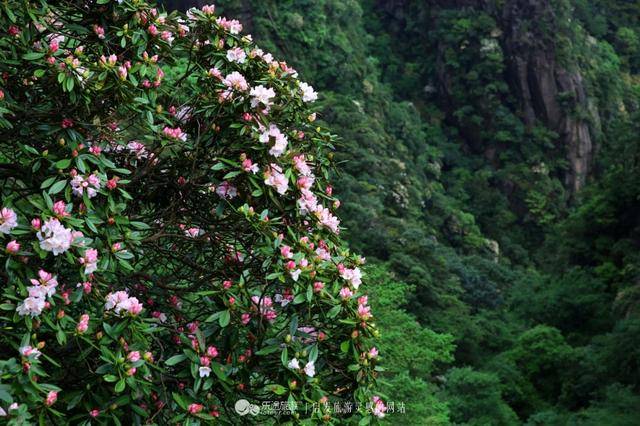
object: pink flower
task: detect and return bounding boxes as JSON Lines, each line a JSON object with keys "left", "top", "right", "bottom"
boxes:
{"left": 188, "top": 403, "right": 204, "bottom": 414}
{"left": 77, "top": 281, "right": 92, "bottom": 294}
{"left": 126, "top": 367, "right": 137, "bottom": 376}
{"left": 45, "top": 391, "right": 58, "bottom": 407}
{"left": 208, "top": 67, "right": 222, "bottom": 79}
{"left": 241, "top": 313, "right": 251, "bottom": 324}
{"left": 216, "top": 17, "right": 243, "bottom": 34}
{"left": 76, "top": 314, "right": 89, "bottom": 333}
{"left": 184, "top": 227, "right": 204, "bottom": 238}
{"left": 93, "top": 25, "right": 105, "bottom": 39}
{"left": 31, "top": 218, "right": 41, "bottom": 230}
{"left": 259, "top": 124, "right": 288, "bottom": 157}
{"left": 106, "top": 178, "right": 118, "bottom": 190}
{"left": 162, "top": 126, "right": 187, "bottom": 141}
{"left": 313, "top": 281, "right": 324, "bottom": 293}
{"left": 297, "top": 189, "right": 318, "bottom": 215}
{"left": 264, "top": 164, "right": 289, "bottom": 195}
{"left": 117, "top": 65, "right": 127, "bottom": 80}
{"left": 280, "top": 245, "right": 293, "bottom": 258}
{"left": 215, "top": 181, "right": 238, "bottom": 199}
{"left": 226, "top": 47, "right": 246, "bottom": 64}
{"left": 70, "top": 173, "right": 101, "bottom": 198}
{"left": 339, "top": 287, "right": 353, "bottom": 300}
{"left": 357, "top": 304, "right": 371, "bottom": 320}
{"left": 80, "top": 248, "right": 99, "bottom": 274}
{"left": 0, "top": 207, "right": 18, "bottom": 234}
{"left": 127, "top": 351, "right": 141, "bottom": 362}
{"left": 371, "top": 396, "right": 387, "bottom": 418}
{"left": 293, "top": 155, "right": 313, "bottom": 177}
{"left": 242, "top": 158, "right": 259, "bottom": 174}
{"left": 296, "top": 176, "right": 314, "bottom": 190}
{"left": 340, "top": 267, "right": 362, "bottom": 289}
{"left": 5, "top": 240, "right": 20, "bottom": 254}
{"left": 29, "top": 269, "right": 58, "bottom": 297}
{"left": 147, "top": 25, "right": 158, "bottom": 36}
{"left": 89, "top": 409, "right": 100, "bottom": 418}
{"left": 249, "top": 85, "right": 275, "bottom": 108}
{"left": 315, "top": 206, "right": 340, "bottom": 234}
{"left": 222, "top": 71, "right": 248, "bottom": 91}
{"left": 201, "top": 4, "right": 215, "bottom": 15}
{"left": 368, "top": 347, "right": 379, "bottom": 359}
{"left": 52, "top": 200, "right": 69, "bottom": 217}
{"left": 200, "top": 356, "right": 210, "bottom": 366}
{"left": 161, "top": 31, "right": 174, "bottom": 44}
{"left": 105, "top": 290, "right": 143, "bottom": 316}
{"left": 19, "top": 345, "right": 42, "bottom": 358}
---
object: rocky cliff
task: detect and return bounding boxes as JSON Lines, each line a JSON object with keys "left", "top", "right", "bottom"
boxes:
{"left": 501, "top": 0, "right": 596, "bottom": 193}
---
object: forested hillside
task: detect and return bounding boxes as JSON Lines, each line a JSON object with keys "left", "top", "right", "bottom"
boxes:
{"left": 169, "top": 1, "right": 640, "bottom": 424}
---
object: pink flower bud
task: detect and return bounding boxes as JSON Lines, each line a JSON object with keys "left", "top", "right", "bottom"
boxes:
{"left": 5, "top": 240, "right": 20, "bottom": 254}
{"left": 127, "top": 351, "right": 141, "bottom": 362}
{"left": 44, "top": 391, "right": 58, "bottom": 406}
{"left": 206, "top": 346, "right": 219, "bottom": 358}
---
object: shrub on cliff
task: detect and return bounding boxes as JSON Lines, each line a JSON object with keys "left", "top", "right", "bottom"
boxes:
{"left": 0, "top": 1, "right": 382, "bottom": 424}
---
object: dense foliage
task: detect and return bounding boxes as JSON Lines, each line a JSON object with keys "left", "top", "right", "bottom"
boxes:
{"left": 0, "top": 1, "right": 385, "bottom": 424}
{"left": 175, "top": 0, "right": 639, "bottom": 424}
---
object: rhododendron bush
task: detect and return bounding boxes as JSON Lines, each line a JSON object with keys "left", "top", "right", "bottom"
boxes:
{"left": 0, "top": 1, "right": 382, "bottom": 424}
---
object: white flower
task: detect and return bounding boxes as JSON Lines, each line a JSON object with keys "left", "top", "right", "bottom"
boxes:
{"left": 259, "top": 124, "right": 288, "bottom": 158}
{"left": 287, "top": 358, "right": 300, "bottom": 370}
{"left": 226, "top": 47, "right": 246, "bottom": 64}
{"left": 17, "top": 296, "right": 46, "bottom": 317}
{"left": 0, "top": 207, "right": 18, "bottom": 234}
{"left": 340, "top": 267, "right": 362, "bottom": 289}
{"left": 315, "top": 206, "right": 340, "bottom": 234}
{"left": 199, "top": 366, "right": 212, "bottom": 377}
{"left": 250, "top": 85, "right": 276, "bottom": 108}
{"left": 290, "top": 269, "right": 302, "bottom": 282}
{"left": 299, "top": 82, "right": 318, "bottom": 102}
{"left": 223, "top": 71, "right": 249, "bottom": 91}
{"left": 37, "top": 218, "right": 73, "bottom": 255}
{"left": 264, "top": 164, "right": 289, "bottom": 195}
{"left": 19, "top": 345, "right": 42, "bottom": 358}
{"left": 304, "top": 361, "right": 316, "bottom": 377}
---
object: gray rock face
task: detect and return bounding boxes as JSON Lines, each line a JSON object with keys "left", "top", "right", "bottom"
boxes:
{"left": 502, "top": 0, "right": 595, "bottom": 193}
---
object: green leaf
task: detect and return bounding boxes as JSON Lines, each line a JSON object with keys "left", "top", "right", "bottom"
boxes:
{"left": 270, "top": 384, "right": 287, "bottom": 395}
{"left": 48, "top": 180, "right": 67, "bottom": 195}
{"left": 103, "top": 374, "right": 118, "bottom": 383}
{"left": 327, "top": 305, "right": 341, "bottom": 319}
{"left": 114, "top": 379, "right": 126, "bottom": 393}
{"left": 281, "top": 347, "right": 288, "bottom": 367}
{"left": 309, "top": 345, "right": 319, "bottom": 363}
{"left": 165, "top": 354, "right": 187, "bottom": 366}
{"left": 55, "top": 158, "right": 72, "bottom": 169}
{"left": 23, "top": 52, "right": 45, "bottom": 60}
{"left": 219, "top": 310, "right": 230, "bottom": 327}
{"left": 172, "top": 392, "right": 188, "bottom": 410}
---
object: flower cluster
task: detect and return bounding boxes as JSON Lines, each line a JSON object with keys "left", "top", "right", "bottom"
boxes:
{"left": 70, "top": 173, "right": 101, "bottom": 198}
{"left": 16, "top": 270, "right": 58, "bottom": 317}
{"left": 37, "top": 218, "right": 73, "bottom": 255}
{"left": 104, "top": 291, "right": 143, "bottom": 316}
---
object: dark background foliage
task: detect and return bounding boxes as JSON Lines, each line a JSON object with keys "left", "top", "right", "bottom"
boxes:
{"left": 166, "top": 1, "right": 640, "bottom": 424}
